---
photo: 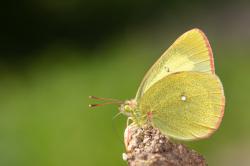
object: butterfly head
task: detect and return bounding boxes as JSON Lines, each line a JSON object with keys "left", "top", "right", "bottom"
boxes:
{"left": 119, "top": 99, "right": 137, "bottom": 117}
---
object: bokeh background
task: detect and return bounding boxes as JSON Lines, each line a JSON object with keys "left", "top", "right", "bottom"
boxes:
{"left": 1, "top": 1, "right": 250, "bottom": 166}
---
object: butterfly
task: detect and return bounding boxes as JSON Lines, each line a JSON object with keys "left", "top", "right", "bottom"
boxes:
{"left": 89, "top": 28, "right": 225, "bottom": 141}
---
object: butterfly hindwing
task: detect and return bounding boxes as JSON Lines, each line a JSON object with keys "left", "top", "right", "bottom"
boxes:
{"left": 138, "top": 71, "right": 225, "bottom": 140}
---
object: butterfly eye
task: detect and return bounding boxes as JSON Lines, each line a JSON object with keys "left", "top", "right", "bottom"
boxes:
{"left": 181, "top": 95, "right": 187, "bottom": 101}
{"left": 124, "top": 105, "right": 130, "bottom": 111}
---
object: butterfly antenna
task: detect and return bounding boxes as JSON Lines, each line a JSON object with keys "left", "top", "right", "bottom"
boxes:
{"left": 89, "top": 101, "right": 123, "bottom": 108}
{"left": 88, "top": 95, "right": 124, "bottom": 108}
{"left": 89, "top": 96, "right": 122, "bottom": 102}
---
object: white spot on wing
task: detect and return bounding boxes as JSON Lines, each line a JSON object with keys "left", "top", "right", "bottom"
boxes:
{"left": 181, "top": 95, "right": 187, "bottom": 101}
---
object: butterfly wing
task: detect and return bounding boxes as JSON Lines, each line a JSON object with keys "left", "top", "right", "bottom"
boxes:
{"left": 138, "top": 71, "right": 225, "bottom": 140}
{"left": 136, "top": 29, "right": 214, "bottom": 100}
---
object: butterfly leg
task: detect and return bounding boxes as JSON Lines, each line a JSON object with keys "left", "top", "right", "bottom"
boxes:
{"left": 127, "top": 117, "right": 135, "bottom": 127}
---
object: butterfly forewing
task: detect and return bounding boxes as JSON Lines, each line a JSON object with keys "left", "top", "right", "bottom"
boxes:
{"left": 136, "top": 29, "right": 214, "bottom": 100}
{"left": 138, "top": 71, "right": 225, "bottom": 140}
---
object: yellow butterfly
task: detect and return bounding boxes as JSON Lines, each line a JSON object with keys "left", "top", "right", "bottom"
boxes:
{"left": 90, "top": 28, "right": 225, "bottom": 141}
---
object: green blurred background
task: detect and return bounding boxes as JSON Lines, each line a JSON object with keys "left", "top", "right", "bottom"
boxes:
{"left": 1, "top": 0, "right": 250, "bottom": 165}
